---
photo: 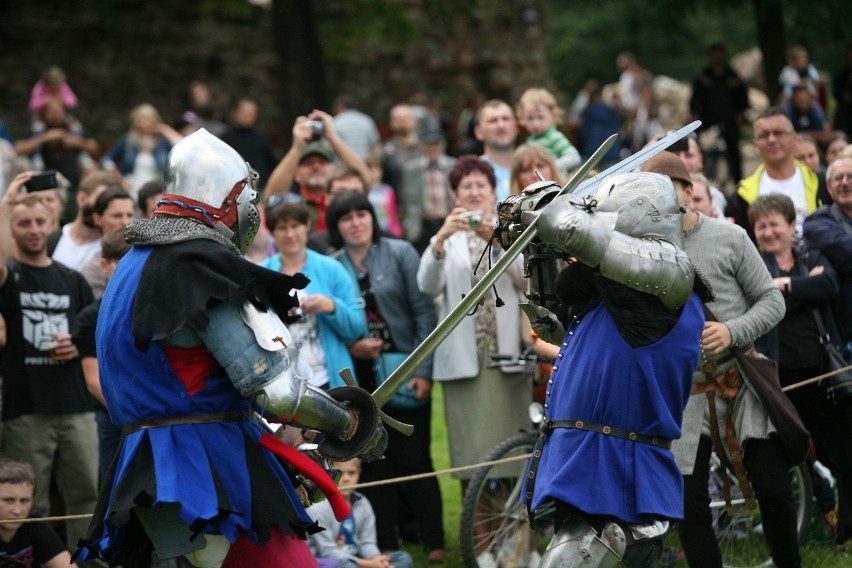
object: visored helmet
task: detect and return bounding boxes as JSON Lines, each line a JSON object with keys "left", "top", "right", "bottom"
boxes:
{"left": 159, "top": 128, "right": 260, "bottom": 254}
{"left": 591, "top": 172, "right": 684, "bottom": 248}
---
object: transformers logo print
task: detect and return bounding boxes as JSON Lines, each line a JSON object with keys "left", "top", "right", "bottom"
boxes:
{"left": 20, "top": 291, "right": 70, "bottom": 351}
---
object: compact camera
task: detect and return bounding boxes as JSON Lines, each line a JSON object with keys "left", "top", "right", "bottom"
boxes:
{"left": 461, "top": 210, "right": 484, "bottom": 228}
{"left": 305, "top": 120, "right": 325, "bottom": 140}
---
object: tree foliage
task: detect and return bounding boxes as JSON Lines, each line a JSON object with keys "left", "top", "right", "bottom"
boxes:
{"left": 545, "top": 0, "right": 852, "bottom": 102}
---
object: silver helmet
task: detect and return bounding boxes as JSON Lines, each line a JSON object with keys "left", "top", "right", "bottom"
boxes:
{"left": 159, "top": 128, "right": 260, "bottom": 254}
{"left": 591, "top": 172, "right": 683, "bottom": 248}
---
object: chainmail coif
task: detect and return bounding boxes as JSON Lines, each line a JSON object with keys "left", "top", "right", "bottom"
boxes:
{"left": 124, "top": 217, "right": 240, "bottom": 255}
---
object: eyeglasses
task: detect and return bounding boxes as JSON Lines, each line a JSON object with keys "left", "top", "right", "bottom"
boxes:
{"left": 754, "top": 130, "right": 794, "bottom": 141}
{"left": 830, "top": 172, "right": 852, "bottom": 184}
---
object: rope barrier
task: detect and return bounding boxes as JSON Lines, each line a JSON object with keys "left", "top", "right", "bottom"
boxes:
{"left": 4, "top": 364, "right": 850, "bottom": 526}
{"left": 0, "top": 452, "right": 533, "bottom": 525}
{"left": 345, "top": 452, "right": 532, "bottom": 490}
{"left": 0, "top": 513, "right": 94, "bottom": 525}
{"left": 780, "top": 361, "right": 852, "bottom": 392}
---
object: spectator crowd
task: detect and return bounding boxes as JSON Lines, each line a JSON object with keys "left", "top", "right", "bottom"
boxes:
{"left": 1, "top": 42, "right": 852, "bottom": 567}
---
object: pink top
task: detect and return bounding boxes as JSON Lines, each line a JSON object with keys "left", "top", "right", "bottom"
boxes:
{"left": 28, "top": 82, "right": 78, "bottom": 114}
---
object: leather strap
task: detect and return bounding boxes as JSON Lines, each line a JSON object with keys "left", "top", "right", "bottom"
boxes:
{"left": 122, "top": 411, "right": 250, "bottom": 435}
{"left": 725, "top": 409, "right": 756, "bottom": 510}
{"left": 705, "top": 391, "right": 733, "bottom": 516}
{"left": 525, "top": 430, "right": 547, "bottom": 528}
{"left": 541, "top": 419, "right": 672, "bottom": 449}
{"left": 702, "top": 386, "right": 756, "bottom": 515}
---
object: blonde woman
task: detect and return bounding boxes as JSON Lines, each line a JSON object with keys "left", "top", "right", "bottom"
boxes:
{"left": 102, "top": 103, "right": 181, "bottom": 194}
{"left": 509, "top": 142, "right": 567, "bottom": 195}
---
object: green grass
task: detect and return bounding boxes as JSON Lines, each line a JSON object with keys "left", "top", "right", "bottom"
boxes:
{"left": 397, "top": 382, "right": 852, "bottom": 567}
{"left": 399, "top": 382, "right": 463, "bottom": 566}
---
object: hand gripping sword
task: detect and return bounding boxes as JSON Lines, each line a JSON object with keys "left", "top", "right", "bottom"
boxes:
{"left": 363, "top": 121, "right": 701, "bottom": 435}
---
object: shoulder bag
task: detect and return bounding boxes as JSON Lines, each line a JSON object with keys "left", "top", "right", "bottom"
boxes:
{"left": 704, "top": 305, "right": 810, "bottom": 467}
{"left": 809, "top": 306, "right": 852, "bottom": 405}
{"left": 374, "top": 352, "right": 428, "bottom": 409}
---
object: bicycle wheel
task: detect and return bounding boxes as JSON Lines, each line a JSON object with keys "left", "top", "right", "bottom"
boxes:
{"left": 711, "top": 458, "right": 813, "bottom": 568}
{"left": 459, "top": 432, "right": 554, "bottom": 568}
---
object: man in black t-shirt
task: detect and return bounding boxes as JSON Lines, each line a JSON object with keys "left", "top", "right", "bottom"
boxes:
{"left": 0, "top": 458, "right": 75, "bottom": 568}
{"left": 0, "top": 172, "right": 96, "bottom": 551}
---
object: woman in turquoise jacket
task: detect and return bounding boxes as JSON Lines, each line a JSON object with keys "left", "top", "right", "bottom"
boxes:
{"left": 260, "top": 201, "right": 367, "bottom": 389}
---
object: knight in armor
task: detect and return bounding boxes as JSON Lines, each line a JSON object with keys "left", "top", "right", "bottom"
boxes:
{"left": 74, "top": 129, "right": 387, "bottom": 567}
{"left": 518, "top": 172, "right": 711, "bottom": 567}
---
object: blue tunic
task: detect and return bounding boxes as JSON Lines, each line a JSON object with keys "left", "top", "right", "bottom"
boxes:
{"left": 78, "top": 245, "right": 312, "bottom": 562}
{"left": 525, "top": 294, "right": 703, "bottom": 524}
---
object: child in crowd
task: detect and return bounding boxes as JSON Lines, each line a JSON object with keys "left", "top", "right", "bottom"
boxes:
{"left": 0, "top": 458, "right": 77, "bottom": 567}
{"left": 366, "top": 156, "right": 402, "bottom": 237}
{"left": 28, "top": 66, "right": 78, "bottom": 116}
{"left": 516, "top": 87, "right": 581, "bottom": 173}
{"left": 308, "top": 458, "right": 413, "bottom": 568}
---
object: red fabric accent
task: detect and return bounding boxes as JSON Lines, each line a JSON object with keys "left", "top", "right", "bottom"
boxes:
{"left": 258, "top": 432, "right": 351, "bottom": 521}
{"left": 156, "top": 196, "right": 215, "bottom": 227}
{"left": 155, "top": 179, "right": 245, "bottom": 229}
{"left": 161, "top": 344, "right": 215, "bottom": 396}
{"left": 299, "top": 188, "right": 327, "bottom": 231}
{"left": 222, "top": 527, "right": 318, "bottom": 568}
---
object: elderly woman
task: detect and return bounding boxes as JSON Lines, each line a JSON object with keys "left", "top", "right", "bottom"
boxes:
{"left": 326, "top": 190, "right": 445, "bottom": 562}
{"left": 750, "top": 193, "right": 852, "bottom": 546}
{"left": 509, "top": 143, "right": 567, "bottom": 196}
{"left": 417, "top": 156, "right": 529, "bottom": 485}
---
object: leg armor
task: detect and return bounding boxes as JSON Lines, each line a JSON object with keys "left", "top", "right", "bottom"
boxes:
{"left": 539, "top": 515, "right": 626, "bottom": 568}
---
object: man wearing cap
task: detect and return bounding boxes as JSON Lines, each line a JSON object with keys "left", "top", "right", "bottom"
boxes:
{"left": 266, "top": 110, "right": 371, "bottom": 231}
{"left": 672, "top": 134, "right": 728, "bottom": 216}
{"left": 400, "top": 128, "right": 456, "bottom": 253}
{"left": 642, "top": 152, "right": 800, "bottom": 568}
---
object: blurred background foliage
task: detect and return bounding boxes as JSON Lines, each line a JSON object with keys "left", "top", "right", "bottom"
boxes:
{"left": 545, "top": 0, "right": 850, "bottom": 101}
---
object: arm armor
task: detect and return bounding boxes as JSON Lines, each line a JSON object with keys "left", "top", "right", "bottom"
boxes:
{"left": 198, "top": 301, "right": 352, "bottom": 436}
{"left": 534, "top": 196, "right": 695, "bottom": 310}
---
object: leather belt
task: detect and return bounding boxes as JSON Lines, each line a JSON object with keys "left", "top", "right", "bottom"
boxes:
{"left": 122, "top": 411, "right": 250, "bottom": 435}
{"left": 541, "top": 419, "right": 672, "bottom": 449}
{"left": 525, "top": 417, "right": 673, "bottom": 527}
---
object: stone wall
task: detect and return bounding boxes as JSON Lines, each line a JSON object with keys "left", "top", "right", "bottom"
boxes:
{"left": 0, "top": 0, "right": 556, "bottom": 151}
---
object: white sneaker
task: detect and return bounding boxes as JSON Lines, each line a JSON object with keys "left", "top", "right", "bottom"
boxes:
{"left": 477, "top": 551, "right": 498, "bottom": 568}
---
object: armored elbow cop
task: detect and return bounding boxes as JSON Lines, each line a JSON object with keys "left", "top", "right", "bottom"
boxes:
{"left": 198, "top": 302, "right": 352, "bottom": 437}
{"left": 535, "top": 172, "right": 695, "bottom": 309}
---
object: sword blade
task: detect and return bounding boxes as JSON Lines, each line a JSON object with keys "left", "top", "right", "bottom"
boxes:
{"left": 370, "top": 121, "right": 700, "bottom": 410}
{"left": 569, "top": 121, "right": 702, "bottom": 199}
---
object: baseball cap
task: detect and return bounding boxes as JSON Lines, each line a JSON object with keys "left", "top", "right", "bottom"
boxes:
{"left": 641, "top": 151, "right": 692, "bottom": 187}
{"left": 300, "top": 141, "right": 335, "bottom": 163}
